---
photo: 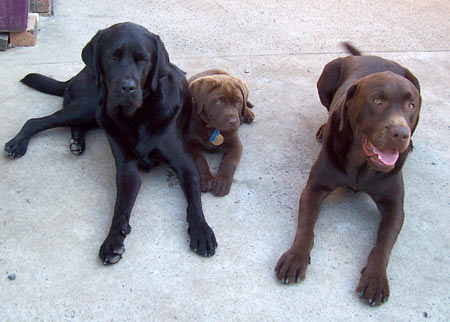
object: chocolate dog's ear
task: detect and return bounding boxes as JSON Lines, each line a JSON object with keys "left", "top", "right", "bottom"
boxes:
{"left": 338, "top": 83, "right": 357, "bottom": 132}
{"left": 233, "top": 77, "right": 250, "bottom": 117}
{"left": 81, "top": 30, "right": 105, "bottom": 89}
{"left": 189, "top": 77, "right": 214, "bottom": 114}
{"left": 403, "top": 68, "right": 421, "bottom": 92}
{"left": 317, "top": 58, "right": 345, "bottom": 111}
{"left": 149, "top": 35, "right": 169, "bottom": 92}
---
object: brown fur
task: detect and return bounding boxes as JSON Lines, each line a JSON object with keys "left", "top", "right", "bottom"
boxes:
{"left": 185, "top": 69, "right": 254, "bottom": 196}
{"left": 275, "top": 43, "right": 421, "bottom": 306}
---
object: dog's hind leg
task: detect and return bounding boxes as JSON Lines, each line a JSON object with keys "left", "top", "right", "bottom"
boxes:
{"left": 4, "top": 103, "right": 95, "bottom": 159}
{"left": 70, "top": 126, "right": 86, "bottom": 155}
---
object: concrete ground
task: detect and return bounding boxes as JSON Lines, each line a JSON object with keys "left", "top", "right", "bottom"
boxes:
{"left": 1, "top": 0, "right": 449, "bottom": 320}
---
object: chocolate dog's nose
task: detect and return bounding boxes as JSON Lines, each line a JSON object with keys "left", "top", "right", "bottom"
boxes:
{"left": 121, "top": 79, "right": 137, "bottom": 94}
{"left": 388, "top": 125, "right": 410, "bottom": 143}
{"left": 227, "top": 116, "right": 238, "bottom": 125}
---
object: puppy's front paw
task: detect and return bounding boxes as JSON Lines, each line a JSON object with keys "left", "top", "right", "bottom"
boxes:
{"left": 188, "top": 224, "right": 217, "bottom": 257}
{"left": 275, "top": 248, "right": 310, "bottom": 284}
{"left": 356, "top": 266, "right": 389, "bottom": 306}
{"left": 212, "top": 173, "right": 232, "bottom": 196}
{"left": 201, "top": 173, "right": 214, "bottom": 192}
{"left": 99, "top": 231, "right": 128, "bottom": 265}
{"left": 4, "top": 137, "right": 29, "bottom": 159}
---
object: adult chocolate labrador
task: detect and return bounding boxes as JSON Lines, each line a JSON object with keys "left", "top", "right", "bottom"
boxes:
{"left": 4, "top": 22, "right": 217, "bottom": 264}
{"left": 275, "top": 43, "right": 421, "bottom": 306}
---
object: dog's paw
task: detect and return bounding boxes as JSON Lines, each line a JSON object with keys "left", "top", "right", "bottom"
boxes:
{"left": 188, "top": 224, "right": 217, "bottom": 257}
{"left": 201, "top": 173, "right": 214, "bottom": 192}
{"left": 70, "top": 138, "right": 85, "bottom": 155}
{"left": 99, "top": 231, "right": 128, "bottom": 265}
{"left": 356, "top": 266, "right": 389, "bottom": 306}
{"left": 212, "top": 173, "right": 232, "bottom": 196}
{"left": 4, "top": 137, "right": 28, "bottom": 159}
{"left": 275, "top": 248, "right": 311, "bottom": 284}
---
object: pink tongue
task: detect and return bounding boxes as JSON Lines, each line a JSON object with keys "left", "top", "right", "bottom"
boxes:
{"left": 372, "top": 146, "right": 399, "bottom": 166}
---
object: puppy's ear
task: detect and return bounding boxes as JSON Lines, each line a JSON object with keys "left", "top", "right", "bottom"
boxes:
{"left": 338, "top": 83, "right": 357, "bottom": 132}
{"left": 189, "top": 77, "right": 214, "bottom": 114}
{"left": 149, "top": 35, "right": 169, "bottom": 92}
{"left": 233, "top": 77, "right": 250, "bottom": 117}
{"left": 81, "top": 30, "right": 104, "bottom": 89}
{"left": 317, "top": 58, "right": 345, "bottom": 111}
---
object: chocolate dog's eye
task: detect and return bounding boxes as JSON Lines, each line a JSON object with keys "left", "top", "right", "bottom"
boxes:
{"left": 109, "top": 55, "right": 118, "bottom": 61}
{"left": 408, "top": 103, "right": 415, "bottom": 110}
{"left": 373, "top": 98, "right": 382, "bottom": 105}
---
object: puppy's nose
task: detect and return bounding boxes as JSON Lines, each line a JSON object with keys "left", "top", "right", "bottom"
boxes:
{"left": 227, "top": 116, "right": 238, "bottom": 125}
{"left": 121, "top": 79, "right": 137, "bottom": 94}
{"left": 387, "top": 125, "right": 410, "bottom": 143}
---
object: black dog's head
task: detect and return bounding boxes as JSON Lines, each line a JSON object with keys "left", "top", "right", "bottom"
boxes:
{"left": 81, "top": 22, "right": 169, "bottom": 119}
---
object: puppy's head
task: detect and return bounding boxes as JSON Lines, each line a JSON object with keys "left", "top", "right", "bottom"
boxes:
{"left": 81, "top": 22, "right": 169, "bottom": 119}
{"left": 338, "top": 71, "right": 421, "bottom": 172}
{"left": 189, "top": 75, "right": 249, "bottom": 132}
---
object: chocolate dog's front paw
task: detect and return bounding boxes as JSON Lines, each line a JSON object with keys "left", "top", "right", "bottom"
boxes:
{"left": 188, "top": 224, "right": 217, "bottom": 257}
{"left": 275, "top": 249, "right": 310, "bottom": 284}
{"left": 70, "top": 138, "right": 86, "bottom": 155}
{"left": 99, "top": 231, "right": 128, "bottom": 265}
{"left": 4, "top": 137, "right": 29, "bottom": 159}
{"left": 212, "top": 173, "right": 233, "bottom": 196}
{"left": 201, "top": 173, "right": 214, "bottom": 192}
{"left": 356, "top": 267, "right": 389, "bottom": 306}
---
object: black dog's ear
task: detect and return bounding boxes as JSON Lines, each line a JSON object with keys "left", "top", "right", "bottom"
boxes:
{"left": 338, "top": 83, "right": 357, "bottom": 132}
{"left": 81, "top": 30, "right": 104, "bottom": 88}
{"left": 149, "top": 35, "right": 170, "bottom": 92}
{"left": 317, "top": 58, "right": 345, "bottom": 111}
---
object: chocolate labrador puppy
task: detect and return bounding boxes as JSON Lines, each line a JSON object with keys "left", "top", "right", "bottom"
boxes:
{"left": 4, "top": 22, "right": 217, "bottom": 263}
{"left": 186, "top": 69, "right": 254, "bottom": 196}
{"left": 275, "top": 43, "right": 421, "bottom": 306}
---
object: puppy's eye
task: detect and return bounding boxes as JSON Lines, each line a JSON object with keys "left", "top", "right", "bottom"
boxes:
{"left": 408, "top": 103, "right": 415, "bottom": 110}
{"left": 373, "top": 98, "right": 382, "bottom": 105}
{"left": 109, "top": 55, "right": 118, "bottom": 61}
{"left": 215, "top": 100, "right": 224, "bottom": 106}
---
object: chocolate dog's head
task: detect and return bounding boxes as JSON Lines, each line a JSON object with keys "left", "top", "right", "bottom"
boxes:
{"left": 189, "top": 75, "right": 249, "bottom": 132}
{"left": 339, "top": 71, "right": 421, "bottom": 172}
{"left": 81, "top": 22, "right": 169, "bottom": 119}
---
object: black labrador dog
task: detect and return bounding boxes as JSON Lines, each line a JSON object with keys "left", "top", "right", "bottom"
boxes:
{"left": 4, "top": 22, "right": 217, "bottom": 264}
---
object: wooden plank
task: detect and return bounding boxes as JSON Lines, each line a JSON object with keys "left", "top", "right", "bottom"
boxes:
{"left": 0, "top": 0, "right": 29, "bottom": 32}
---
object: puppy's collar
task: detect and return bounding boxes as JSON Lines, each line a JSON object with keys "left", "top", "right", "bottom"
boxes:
{"left": 210, "top": 129, "right": 224, "bottom": 146}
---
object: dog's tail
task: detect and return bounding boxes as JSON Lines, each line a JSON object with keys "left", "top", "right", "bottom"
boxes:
{"left": 341, "top": 42, "right": 362, "bottom": 56}
{"left": 21, "top": 73, "right": 67, "bottom": 97}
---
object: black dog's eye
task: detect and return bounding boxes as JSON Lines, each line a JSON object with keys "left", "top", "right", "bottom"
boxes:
{"left": 408, "top": 103, "right": 415, "bottom": 110}
{"left": 373, "top": 98, "right": 382, "bottom": 105}
{"left": 109, "top": 55, "right": 119, "bottom": 61}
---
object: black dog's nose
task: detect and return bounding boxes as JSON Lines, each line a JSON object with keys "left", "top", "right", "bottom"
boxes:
{"left": 121, "top": 79, "right": 137, "bottom": 94}
{"left": 388, "top": 125, "right": 410, "bottom": 143}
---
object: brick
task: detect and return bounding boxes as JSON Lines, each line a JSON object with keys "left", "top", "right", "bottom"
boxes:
{"left": 10, "top": 14, "right": 38, "bottom": 47}
{"left": 30, "top": 0, "right": 51, "bottom": 15}
{"left": 0, "top": 32, "right": 9, "bottom": 51}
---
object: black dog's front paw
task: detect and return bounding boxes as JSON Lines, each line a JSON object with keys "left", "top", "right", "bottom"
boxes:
{"left": 4, "top": 137, "right": 29, "bottom": 159}
{"left": 99, "top": 231, "right": 128, "bottom": 265}
{"left": 188, "top": 224, "right": 217, "bottom": 257}
{"left": 70, "top": 138, "right": 86, "bottom": 155}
